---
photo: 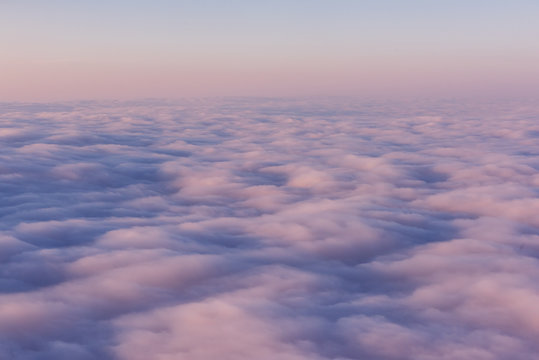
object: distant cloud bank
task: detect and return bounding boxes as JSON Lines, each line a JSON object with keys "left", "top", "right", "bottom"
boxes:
{"left": 1, "top": 98, "right": 538, "bottom": 359}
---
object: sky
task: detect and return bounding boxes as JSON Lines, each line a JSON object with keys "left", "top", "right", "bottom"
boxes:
{"left": 1, "top": 1, "right": 539, "bottom": 100}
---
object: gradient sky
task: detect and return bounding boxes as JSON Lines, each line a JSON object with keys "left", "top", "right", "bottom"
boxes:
{"left": 2, "top": 0, "right": 539, "bottom": 100}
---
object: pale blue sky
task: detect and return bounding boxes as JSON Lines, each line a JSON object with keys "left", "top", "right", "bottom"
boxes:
{"left": 1, "top": 0, "right": 538, "bottom": 100}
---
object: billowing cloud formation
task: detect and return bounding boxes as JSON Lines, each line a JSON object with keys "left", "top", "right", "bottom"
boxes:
{"left": 0, "top": 98, "right": 538, "bottom": 359}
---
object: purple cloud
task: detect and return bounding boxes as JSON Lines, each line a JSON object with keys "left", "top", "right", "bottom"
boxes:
{"left": 0, "top": 98, "right": 538, "bottom": 359}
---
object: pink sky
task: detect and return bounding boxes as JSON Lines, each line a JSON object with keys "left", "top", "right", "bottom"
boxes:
{"left": 2, "top": 1, "right": 539, "bottom": 100}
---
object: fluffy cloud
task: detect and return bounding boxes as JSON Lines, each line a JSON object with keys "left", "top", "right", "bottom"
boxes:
{"left": 0, "top": 98, "right": 538, "bottom": 359}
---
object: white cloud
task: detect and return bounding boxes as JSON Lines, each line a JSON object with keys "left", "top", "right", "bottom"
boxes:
{"left": 0, "top": 98, "right": 538, "bottom": 359}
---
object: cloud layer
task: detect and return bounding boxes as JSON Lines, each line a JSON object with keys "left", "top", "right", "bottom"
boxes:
{"left": 1, "top": 98, "right": 538, "bottom": 359}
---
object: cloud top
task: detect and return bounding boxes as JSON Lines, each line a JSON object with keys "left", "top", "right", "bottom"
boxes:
{"left": 0, "top": 98, "right": 538, "bottom": 359}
